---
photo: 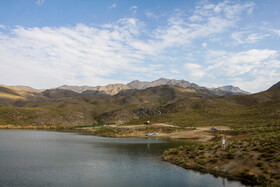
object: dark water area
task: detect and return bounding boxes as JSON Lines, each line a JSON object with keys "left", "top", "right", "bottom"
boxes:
{"left": 0, "top": 130, "right": 244, "bottom": 187}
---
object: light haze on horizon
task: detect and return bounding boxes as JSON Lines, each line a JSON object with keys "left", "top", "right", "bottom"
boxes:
{"left": 0, "top": 0, "right": 280, "bottom": 92}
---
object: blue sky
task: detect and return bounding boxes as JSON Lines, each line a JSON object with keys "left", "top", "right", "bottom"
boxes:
{"left": 0, "top": 0, "right": 280, "bottom": 92}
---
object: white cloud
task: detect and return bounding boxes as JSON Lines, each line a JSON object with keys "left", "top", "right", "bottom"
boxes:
{"left": 139, "top": 1, "right": 255, "bottom": 54}
{"left": 109, "top": 3, "right": 117, "bottom": 9}
{"left": 0, "top": 25, "right": 5, "bottom": 29}
{"left": 130, "top": 6, "right": 137, "bottom": 14}
{"left": 184, "top": 63, "right": 205, "bottom": 80}
{"left": 269, "top": 28, "right": 280, "bottom": 36}
{"left": 0, "top": 20, "right": 153, "bottom": 88}
{"left": 36, "top": 0, "right": 45, "bottom": 6}
{"left": 231, "top": 31, "right": 269, "bottom": 44}
{"left": 1, "top": 0, "right": 278, "bottom": 93}
{"left": 205, "top": 49, "right": 280, "bottom": 92}
{"left": 145, "top": 11, "right": 158, "bottom": 19}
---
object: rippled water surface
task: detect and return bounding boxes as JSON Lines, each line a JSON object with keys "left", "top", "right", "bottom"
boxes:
{"left": 0, "top": 130, "right": 244, "bottom": 187}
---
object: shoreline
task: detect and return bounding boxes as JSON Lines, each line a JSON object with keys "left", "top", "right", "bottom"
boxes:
{"left": 162, "top": 154, "right": 258, "bottom": 186}
{"left": 162, "top": 158, "right": 257, "bottom": 185}
{"left": 0, "top": 124, "right": 58, "bottom": 130}
{"left": 1, "top": 124, "right": 279, "bottom": 185}
{"left": 75, "top": 123, "right": 231, "bottom": 143}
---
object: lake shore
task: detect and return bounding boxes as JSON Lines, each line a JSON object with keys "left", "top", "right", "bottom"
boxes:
{"left": 77, "top": 123, "right": 231, "bottom": 143}
{"left": 161, "top": 125, "right": 280, "bottom": 186}
{"left": 0, "top": 124, "right": 57, "bottom": 129}
{"left": 1, "top": 123, "right": 279, "bottom": 185}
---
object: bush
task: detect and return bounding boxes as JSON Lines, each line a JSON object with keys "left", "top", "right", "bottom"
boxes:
{"left": 257, "top": 161, "right": 264, "bottom": 167}
{"left": 209, "top": 158, "right": 218, "bottom": 163}
{"left": 199, "top": 155, "right": 205, "bottom": 159}
{"left": 197, "top": 159, "right": 207, "bottom": 165}
{"left": 199, "top": 146, "right": 205, "bottom": 150}
{"left": 227, "top": 152, "right": 235, "bottom": 159}
{"left": 178, "top": 159, "right": 185, "bottom": 164}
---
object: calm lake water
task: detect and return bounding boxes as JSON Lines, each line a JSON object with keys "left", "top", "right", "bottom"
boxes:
{"left": 0, "top": 130, "right": 244, "bottom": 187}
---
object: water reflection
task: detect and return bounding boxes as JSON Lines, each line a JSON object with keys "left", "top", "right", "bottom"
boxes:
{"left": 0, "top": 130, "right": 244, "bottom": 187}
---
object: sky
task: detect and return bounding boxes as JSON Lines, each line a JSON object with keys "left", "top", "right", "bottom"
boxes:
{"left": 0, "top": 0, "right": 280, "bottom": 92}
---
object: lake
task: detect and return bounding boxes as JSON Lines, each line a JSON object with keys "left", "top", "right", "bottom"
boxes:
{"left": 0, "top": 130, "right": 244, "bottom": 187}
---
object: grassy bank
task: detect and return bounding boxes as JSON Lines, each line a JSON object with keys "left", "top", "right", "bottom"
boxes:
{"left": 162, "top": 125, "right": 280, "bottom": 186}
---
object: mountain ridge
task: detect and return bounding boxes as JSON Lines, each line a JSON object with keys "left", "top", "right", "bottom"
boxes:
{"left": 269, "top": 81, "right": 280, "bottom": 90}
{"left": 0, "top": 81, "right": 279, "bottom": 126}
{"left": 1, "top": 78, "right": 251, "bottom": 96}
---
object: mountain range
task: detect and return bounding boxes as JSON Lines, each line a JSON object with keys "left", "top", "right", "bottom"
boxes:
{"left": 56, "top": 78, "right": 249, "bottom": 96}
{"left": 0, "top": 79, "right": 278, "bottom": 127}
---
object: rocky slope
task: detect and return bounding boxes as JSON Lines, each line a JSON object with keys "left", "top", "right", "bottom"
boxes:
{"left": 269, "top": 81, "right": 280, "bottom": 90}
{"left": 216, "top": 85, "right": 249, "bottom": 94}
{"left": 127, "top": 78, "right": 249, "bottom": 96}
{"left": 57, "top": 78, "right": 250, "bottom": 96}
{"left": 58, "top": 84, "right": 132, "bottom": 95}
{"left": 0, "top": 80, "right": 278, "bottom": 127}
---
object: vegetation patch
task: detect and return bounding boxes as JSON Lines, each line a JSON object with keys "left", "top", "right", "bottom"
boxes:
{"left": 163, "top": 126, "right": 280, "bottom": 186}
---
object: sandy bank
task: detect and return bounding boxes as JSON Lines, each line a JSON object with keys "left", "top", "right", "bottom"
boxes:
{"left": 79, "top": 123, "right": 230, "bottom": 143}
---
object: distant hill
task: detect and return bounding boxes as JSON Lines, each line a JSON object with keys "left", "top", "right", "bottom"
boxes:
{"left": 0, "top": 81, "right": 279, "bottom": 127}
{"left": 127, "top": 78, "right": 194, "bottom": 89}
{"left": 127, "top": 78, "right": 249, "bottom": 96}
{"left": 58, "top": 84, "right": 132, "bottom": 95}
{"left": 216, "top": 85, "right": 250, "bottom": 95}
{"left": 55, "top": 78, "right": 250, "bottom": 96}
{"left": 57, "top": 85, "right": 96, "bottom": 93}
{"left": 0, "top": 85, "right": 42, "bottom": 93}
{"left": 0, "top": 86, "right": 46, "bottom": 107}
{"left": 42, "top": 89, "right": 81, "bottom": 99}
{"left": 93, "top": 84, "right": 132, "bottom": 95}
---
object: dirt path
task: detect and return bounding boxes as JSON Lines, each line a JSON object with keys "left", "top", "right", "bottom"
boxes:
{"left": 155, "top": 126, "right": 230, "bottom": 142}
{"left": 111, "top": 123, "right": 177, "bottom": 129}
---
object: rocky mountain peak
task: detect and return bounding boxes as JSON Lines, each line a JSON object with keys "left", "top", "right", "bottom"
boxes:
{"left": 217, "top": 85, "right": 250, "bottom": 94}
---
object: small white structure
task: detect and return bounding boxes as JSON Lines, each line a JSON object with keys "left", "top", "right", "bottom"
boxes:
{"left": 222, "top": 139, "right": 226, "bottom": 149}
{"left": 211, "top": 127, "right": 218, "bottom": 130}
{"left": 145, "top": 121, "right": 151, "bottom": 124}
{"left": 146, "top": 132, "right": 158, "bottom": 136}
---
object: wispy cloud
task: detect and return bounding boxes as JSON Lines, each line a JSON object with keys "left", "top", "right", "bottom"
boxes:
{"left": 145, "top": 11, "right": 158, "bottom": 19}
{"left": 36, "top": 0, "right": 45, "bottom": 6}
{"left": 204, "top": 49, "right": 280, "bottom": 92}
{"left": 0, "top": 21, "right": 147, "bottom": 88}
{"left": 0, "top": 0, "right": 279, "bottom": 92}
{"left": 130, "top": 6, "right": 137, "bottom": 14}
{"left": 109, "top": 3, "right": 117, "bottom": 9}
{"left": 231, "top": 31, "right": 269, "bottom": 44}
{"left": 184, "top": 63, "right": 205, "bottom": 80}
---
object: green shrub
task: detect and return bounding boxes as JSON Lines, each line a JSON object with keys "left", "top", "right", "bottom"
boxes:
{"left": 197, "top": 159, "right": 207, "bottom": 165}
{"left": 178, "top": 159, "right": 185, "bottom": 164}
{"left": 198, "top": 145, "right": 205, "bottom": 150}
{"left": 257, "top": 161, "right": 264, "bottom": 167}
{"left": 199, "top": 155, "right": 205, "bottom": 159}
{"left": 263, "top": 167, "right": 269, "bottom": 174}
{"left": 209, "top": 158, "right": 218, "bottom": 163}
{"left": 226, "top": 152, "right": 235, "bottom": 159}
